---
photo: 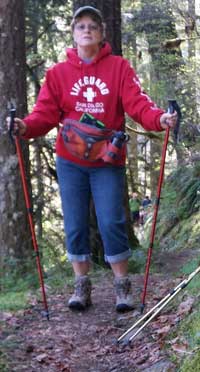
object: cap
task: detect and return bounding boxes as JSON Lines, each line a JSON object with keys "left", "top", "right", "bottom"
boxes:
{"left": 73, "top": 6, "right": 103, "bottom": 21}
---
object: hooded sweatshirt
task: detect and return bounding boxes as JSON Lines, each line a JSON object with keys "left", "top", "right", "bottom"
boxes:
{"left": 23, "top": 42, "right": 164, "bottom": 166}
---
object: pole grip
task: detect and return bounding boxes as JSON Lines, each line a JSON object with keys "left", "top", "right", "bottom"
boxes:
{"left": 168, "top": 99, "right": 177, "bottom": 114}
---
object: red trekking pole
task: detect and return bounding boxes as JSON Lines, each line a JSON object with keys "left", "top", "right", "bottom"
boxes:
{"left": 140, "top": 99, "right": 179, "bottom": 314}
{"left": 9, "top": 107, "right": 49, "bottom": 320}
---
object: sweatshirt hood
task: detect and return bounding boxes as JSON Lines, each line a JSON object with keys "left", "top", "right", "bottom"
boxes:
{"left": 66, "top": 42, "right": 112, "bottom": 67}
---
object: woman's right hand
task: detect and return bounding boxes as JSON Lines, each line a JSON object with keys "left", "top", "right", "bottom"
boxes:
{"left": 7, "top": 117, "right": 27, "bottom": 136}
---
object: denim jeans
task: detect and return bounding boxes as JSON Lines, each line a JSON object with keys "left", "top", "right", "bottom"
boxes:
{"left": 56, "top": 156, "right": 131, "bottom": 263}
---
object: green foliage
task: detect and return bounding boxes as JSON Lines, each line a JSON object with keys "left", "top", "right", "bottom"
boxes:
{"left": 180, "top": 351, "right": 200, "bottom": 372}
{"left": 25, "top": 0, "right": 73, "bottom": 106}
{"left": 157, "top": 257, "right": 200, "bottom": 370}
{"left": 128, "top": 249, "right": 146, "bottom": 273}
{"left": 173, "top": 166, "right": 200, "bottom": 219}
{"left": 45, "top": 260, "right": 74, "bottom": 289}
{"left": 0, "top": 292, "right": 28, "bottom": 312}
{"left": 176, "top": 259, "right": 200, "bottom": 371}
{"left": 152, "top": 164, "right": 200, "bottom": 250}
{"left": 0, "top": 257, "right": 39, "bottom": 311}
{"left": 0, "top": 351, "right": 9, "bottom": 372}
{"left": 180, "top": 259, "right": 200, "bottom": 293}
{"left": 0, "top": 255, "right": 73, "bottom": 311}
{"left": 139, "top": 162, "right": 200, "bottom": 265}
{"left": 0, "top": 257, "right": 38, "bottom": 292}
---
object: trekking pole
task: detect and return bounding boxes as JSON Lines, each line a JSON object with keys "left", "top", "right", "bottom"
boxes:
{"left": 140, "top": 99, "right": 177, "bottom": 314}
{"left": 118, "top": 264, "right": 200, "bottom": 345}
{"left": 9, "top": 107, "right": 49, "bottom": 320}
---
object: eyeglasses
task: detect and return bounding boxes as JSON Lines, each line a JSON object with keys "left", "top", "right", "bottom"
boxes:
{"left": 75, "top": 23, "right": 100, "bottom": 32}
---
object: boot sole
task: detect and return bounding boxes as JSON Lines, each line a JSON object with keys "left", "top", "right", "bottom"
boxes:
{"left": 68, "top": 300, "right": 92, "bottom": 311}
{"left": 116, "top": 304, "right": 134, "bottom": 313}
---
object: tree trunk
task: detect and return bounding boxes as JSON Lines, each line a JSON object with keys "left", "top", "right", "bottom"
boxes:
{"left": 0, "top": 0, "right": 32, "bottom": 277}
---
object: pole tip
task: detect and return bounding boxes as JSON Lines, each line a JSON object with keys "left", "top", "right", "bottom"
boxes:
{"left": 112, "top": 338, "right": 119, "bottom": 346}
{"left": 41, "top": 310, "right": 50, "bottom": 321}
{"left": 117, "top": 339, "right": 131, "bottom": 348}
{"left": 140, "top": 303, "right": 145, "bottom": 314}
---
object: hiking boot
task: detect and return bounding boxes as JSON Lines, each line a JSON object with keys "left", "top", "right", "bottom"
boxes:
{"left": 114, "top": 276, "right": 134, "bottom": 313}
{"left": 68, "top": 275, "right": 92, "bottom": 311}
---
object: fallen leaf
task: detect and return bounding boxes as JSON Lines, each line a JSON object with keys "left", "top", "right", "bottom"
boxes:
{"left": 154, "top": 325, "right": 171, "bottom": 336}
{"left": 0, "top": 311, "right": 13, "bottom": 321}
{"left": 35, "top": 353, "right": 48, "bottom": 362}
{"left": 55, "top": 361, "right": 71, "bottom": 372}
{"left": 158, "top": 315, "right": 169, "bottom": 324}
{"left": 134, "top": 352, "right": 149, "bottom": 365}
{"left": 177, "top": 297, "right": 194, "bottom": 316}
{"left": 171, "top": 342, "right": 188, "bottom": 353}
{"left": 167, "top": 336, "right": 179, "bottom": 345}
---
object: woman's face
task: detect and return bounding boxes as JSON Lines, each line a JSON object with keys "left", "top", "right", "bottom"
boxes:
{"left": 73, "top": 15, "right": 103, "bottom": 48}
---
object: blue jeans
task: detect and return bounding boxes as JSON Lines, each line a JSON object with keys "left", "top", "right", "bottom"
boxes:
{"left": 56, "top": 157, "right": 131, "bottom": 264}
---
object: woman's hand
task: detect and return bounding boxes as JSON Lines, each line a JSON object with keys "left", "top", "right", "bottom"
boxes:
{"left": 7, "top": 117, "right": 27, "bottom": 136}
{"left": 160, "top": 112, "right": 177, "bottom": 130}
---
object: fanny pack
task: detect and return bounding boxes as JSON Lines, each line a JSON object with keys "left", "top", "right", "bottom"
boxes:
{"left": 61, "top": 119, "right": 129, "bottom": 164}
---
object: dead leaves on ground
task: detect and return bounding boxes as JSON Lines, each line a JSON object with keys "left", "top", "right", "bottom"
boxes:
{"left": 0, "top": 275, "right": 197, "bottom": 371}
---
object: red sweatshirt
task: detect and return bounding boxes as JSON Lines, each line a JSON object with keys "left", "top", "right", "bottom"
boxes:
{"left": 23, "top": 42, "right": 164, "bottom": 166}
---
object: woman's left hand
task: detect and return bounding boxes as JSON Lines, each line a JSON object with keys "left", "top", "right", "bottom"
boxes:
{"left": 160, "top": 112, "right": 178, "bottom": 130}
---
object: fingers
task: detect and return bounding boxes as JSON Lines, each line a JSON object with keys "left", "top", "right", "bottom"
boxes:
{"left": 166, "top": 113, "right": 177, "bottom": 127}
{"left": 160, "top": 112, "right": 178, "bottom": 130}
{"left": 6, "top": 117, "right": 27, "bottom": 136}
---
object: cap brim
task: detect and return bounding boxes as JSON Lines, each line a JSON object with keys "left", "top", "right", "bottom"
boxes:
{"left": 73, "top": 6, "right": 102, "bottom": 21}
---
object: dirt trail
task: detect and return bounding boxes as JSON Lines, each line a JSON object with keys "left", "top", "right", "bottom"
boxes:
{"left": 1, "top": 246, "right": 199, "bottom": 372}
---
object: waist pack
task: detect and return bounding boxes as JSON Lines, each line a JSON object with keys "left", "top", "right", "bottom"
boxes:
{"left": 61, "top": 119, "right": 129, "bottom": 164}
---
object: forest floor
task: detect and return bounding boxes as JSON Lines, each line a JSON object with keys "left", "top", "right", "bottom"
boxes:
{"left": 0, "top": 245, "right": 199, "bottom": 372}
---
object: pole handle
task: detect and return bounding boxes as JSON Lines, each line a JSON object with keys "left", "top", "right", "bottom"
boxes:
{"left": 168, "top": 99, "right": 177, "bottom": 114}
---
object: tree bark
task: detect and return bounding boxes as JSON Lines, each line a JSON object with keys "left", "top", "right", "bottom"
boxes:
{"left": 0, "top": 0, "right": 32, "bottom": 275}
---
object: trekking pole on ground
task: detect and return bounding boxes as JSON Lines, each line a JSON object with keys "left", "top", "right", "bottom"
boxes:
{"left": 140, "top": 99, "right": 178, "bottom": 314}
{"left": 117, "top": 264, "right": 200, "bottom": 345}
{"left": 9, "top": 107, "right": 49, "bottom": 320}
